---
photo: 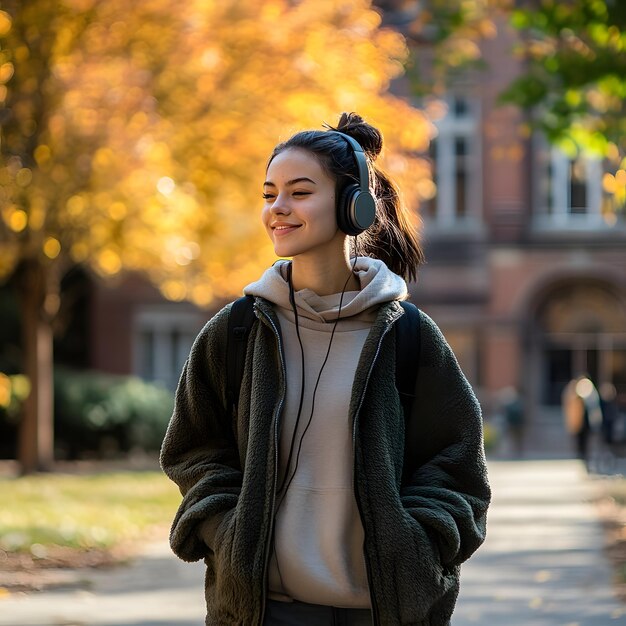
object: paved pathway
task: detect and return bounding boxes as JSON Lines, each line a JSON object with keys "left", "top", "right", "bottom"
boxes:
{"left": 454, "top": 460, "right": 625, "bottom": 625}
{"left": 0, "top": 460, "right": 624, "bottom": 625}
{"left": 0, "top": 540, "right": 206, "bottom": 626}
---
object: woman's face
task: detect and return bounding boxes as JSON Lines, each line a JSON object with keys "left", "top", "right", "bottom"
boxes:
{"left": 262, "top": 147, "right": 344, "bottom": 259}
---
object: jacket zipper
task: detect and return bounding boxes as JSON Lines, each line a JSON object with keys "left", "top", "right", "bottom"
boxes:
{"left": 352, "top": 324, "right": 396, "bottom": 626}
{"left": 256, "top": 306, "right": 287, "bottom": 626}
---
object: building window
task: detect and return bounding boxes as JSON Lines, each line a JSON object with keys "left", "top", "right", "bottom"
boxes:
{"left": 426, "top": 95, "right": 481, "bottom": 229}
{"left": 569, "top": 159, "right": 588, "bottom": 213}
{"left": 533, "top": 137, "right": 608, "bottom": 228}
{"left": 133, "top": 306, "right": 204, "bottom": 391}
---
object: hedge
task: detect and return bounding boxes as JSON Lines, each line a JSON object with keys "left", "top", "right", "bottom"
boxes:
{"left": 0, "top": 368, "right": 174, "bottom": 460}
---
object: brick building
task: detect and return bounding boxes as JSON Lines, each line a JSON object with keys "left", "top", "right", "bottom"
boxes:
{"left": 401, "top": 14, "right": 626, "bottom": 450}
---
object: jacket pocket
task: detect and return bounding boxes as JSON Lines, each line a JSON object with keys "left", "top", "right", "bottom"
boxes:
{"left": 205, "top": 507, "right": 243, "bottom": 623}
{"left": 387, "top": 508, "right": 456, "bottom": 624}
{"left": 213, "top": 507, "right": 237, "bottom": 571}
{"left": 198, "top": 507, "right": 235, "bottom": 552}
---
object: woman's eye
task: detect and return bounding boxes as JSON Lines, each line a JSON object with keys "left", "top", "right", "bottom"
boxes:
{"left": 262, "top": 190, "right": 311, "bottom": 200}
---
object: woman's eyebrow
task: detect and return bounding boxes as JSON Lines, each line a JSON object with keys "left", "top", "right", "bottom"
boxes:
{"left": 263, "top": 177, "right": 317, "bottom": 187}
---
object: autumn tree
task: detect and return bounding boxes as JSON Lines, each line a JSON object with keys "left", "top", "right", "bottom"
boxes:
{"left": 0, "top": 0, "right": 433, "bottom": 473}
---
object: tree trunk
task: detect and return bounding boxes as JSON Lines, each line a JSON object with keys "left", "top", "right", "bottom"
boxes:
{"left": 17, "top": 260, "right": 56, "bottom": 474}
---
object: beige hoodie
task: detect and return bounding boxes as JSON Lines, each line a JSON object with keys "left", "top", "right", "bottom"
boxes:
{"left": 243, "top": 257, "right": 407, "bottom": 608}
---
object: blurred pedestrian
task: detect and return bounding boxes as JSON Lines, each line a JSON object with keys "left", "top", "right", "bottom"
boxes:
{"left": 562, "top": 376, "right": 601, "bottom": 467}
{"left": 599, "top": 382, "right": 619, "bottom": 445}
{"left": 160, "top": 113, "right": 491, "bottom": 626}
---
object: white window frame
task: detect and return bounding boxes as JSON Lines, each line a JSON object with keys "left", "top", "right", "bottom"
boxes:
{"left": 533, "top": 135, "right": 608, "bottom": 230}
{"left": 427, "top": 94, "right": 482, "bottom": 232}
{"left": 132, "top": 305, "right": 205, "bottom": 391}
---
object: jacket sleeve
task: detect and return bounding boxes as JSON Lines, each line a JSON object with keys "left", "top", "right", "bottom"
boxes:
{"left": 159, "top": 304, "right": 243, "bottom": 562}
{"left": 400, "top": 312, "right": 491, "bottom": 569}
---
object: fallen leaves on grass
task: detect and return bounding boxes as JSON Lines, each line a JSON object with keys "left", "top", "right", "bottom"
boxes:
{"left": 0, "top": 469, "right": 178, "bottom": 594}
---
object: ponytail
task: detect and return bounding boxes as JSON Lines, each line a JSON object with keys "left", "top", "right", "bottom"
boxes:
{"left": 358, "top": 164, "right": 424, "bottom": 283}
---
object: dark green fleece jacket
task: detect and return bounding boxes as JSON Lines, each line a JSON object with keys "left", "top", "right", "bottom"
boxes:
{"left": 160, "top": 297, "right": 490, "bottom": 626}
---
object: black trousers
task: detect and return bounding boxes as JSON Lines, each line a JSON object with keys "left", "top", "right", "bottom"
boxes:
{"left": 263, "top": 599, "right": 373, "bottom": 626}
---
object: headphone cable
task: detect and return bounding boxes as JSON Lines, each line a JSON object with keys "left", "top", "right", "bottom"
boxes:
{"left": 277, "top": 261, "right": 307, "bottom": 494}
{"left": 277, "top": 254, "right": 359, "bottom": 501}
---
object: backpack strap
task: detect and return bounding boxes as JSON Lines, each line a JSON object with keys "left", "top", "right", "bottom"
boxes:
{"left": 226, "top": 295, "right": 256, "bottom": 416}
{"left": 395, "top": 301, "right": 422, "bottom": 423}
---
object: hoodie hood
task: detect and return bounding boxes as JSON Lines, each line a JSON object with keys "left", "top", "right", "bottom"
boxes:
{"left": 243, "top": 257, "right": 407, "bottom": 324}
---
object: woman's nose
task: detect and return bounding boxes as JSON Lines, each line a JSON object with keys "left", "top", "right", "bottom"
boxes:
{"left": 270, "top": 194, "right": 290, "bottom": 214}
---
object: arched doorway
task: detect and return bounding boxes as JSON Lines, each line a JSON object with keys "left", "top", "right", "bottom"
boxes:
{"left": 530, "top": 278, "right": 626, "bottom": 412}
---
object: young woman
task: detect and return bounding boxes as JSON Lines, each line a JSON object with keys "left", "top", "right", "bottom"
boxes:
{"left": 160, "top": 113, "right": 491, "bottom": 626}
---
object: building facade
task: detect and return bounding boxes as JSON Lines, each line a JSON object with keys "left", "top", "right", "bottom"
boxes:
{"left": 406, "top": 17, "right": 626, "bottom": 451}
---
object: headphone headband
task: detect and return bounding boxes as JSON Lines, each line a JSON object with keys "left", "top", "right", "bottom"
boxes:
{"left": 327, "top": 130, "right": 376, "bottom": 235}
{"left": 327, "top": 131, "right": 370, "bottom": 193}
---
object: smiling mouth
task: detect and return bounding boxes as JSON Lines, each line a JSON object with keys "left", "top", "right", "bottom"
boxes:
{"left": 273, "top": 225, "right": 301, "bottom": 234}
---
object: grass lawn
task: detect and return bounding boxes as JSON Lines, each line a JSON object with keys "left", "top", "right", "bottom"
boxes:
{"left": 0, "top": 470, "right": 180, "bottom": 557}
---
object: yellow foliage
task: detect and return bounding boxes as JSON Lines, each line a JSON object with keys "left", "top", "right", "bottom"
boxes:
{"left": 7, "top": 208, "right": 27, "bottom": 232}
{"left": 603, "top": 172, "right": 616, "bottom": 193}
{"left": 0, "top": 372, "right": 30, "bottom": 410}
{"left": 43, "top": 237, "right": 61, "bottom": 259}
{"left": 0, "top": 61, "right": 14, "bottom": 83}
{"left": 34, "top": 144, "right": 51, "bottom": 164}
{"left": 70, "top": 241, "right": 89, "bottom": 262}
{"left": 1, "top": 0, "right": 433, "bottom": 304}
{"left": 0, "top": 11, "right": 12, "bottom": 37}
{"left": 0, "top": 373, "right": 10, "bottom": 407}
{"left": 161, "top": 280, "right": 187, "bottom": 301}
{"left": 96, "top": 249, "right": 122, "bottom": 275}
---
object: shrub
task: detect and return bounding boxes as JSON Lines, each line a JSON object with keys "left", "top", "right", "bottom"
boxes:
{"left": 54, "top": 367, "right": 174, "bottom": 459}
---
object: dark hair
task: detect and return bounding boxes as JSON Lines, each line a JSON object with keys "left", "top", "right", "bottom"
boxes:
{"left": 268, "top": 112, "right": 424, "bottom": 282}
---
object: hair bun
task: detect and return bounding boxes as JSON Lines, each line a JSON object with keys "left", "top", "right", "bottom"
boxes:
{"left": 324, "top": 112, "right": 383, "bottom": 160}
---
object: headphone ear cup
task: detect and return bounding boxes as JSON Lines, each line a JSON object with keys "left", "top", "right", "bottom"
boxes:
{"left": 337, "top": 184, "right": 376, "bottom": 236}
{"left": 337, "top": 184, "right": 359, "bottom": 236}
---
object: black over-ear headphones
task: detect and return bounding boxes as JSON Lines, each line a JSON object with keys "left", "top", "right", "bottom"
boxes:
{"left": 329, "top": 131, "right": 377, "bottom": 236}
